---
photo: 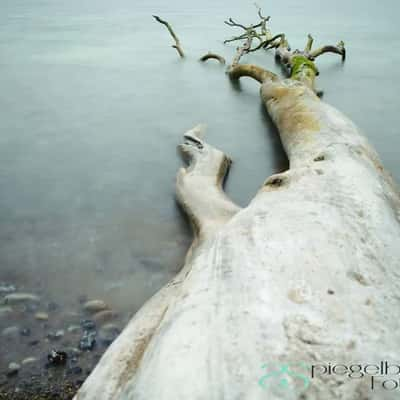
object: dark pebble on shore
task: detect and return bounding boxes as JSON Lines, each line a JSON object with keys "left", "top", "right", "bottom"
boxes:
{"left": 79, "top": 331, "right": 96, "bottom": 351}
{"left": 80, "top": 319, "right": 96, "bottom": 331}
{"left": 20, "top": 327, "right": 31, "bottom": 336}
{"left": 47, "top": 350, "right": 67, "bottom": 366}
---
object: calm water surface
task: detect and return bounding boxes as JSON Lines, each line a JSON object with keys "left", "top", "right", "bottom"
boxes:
{"left": 0, "top": 0, "right": 399, "bottom": 382}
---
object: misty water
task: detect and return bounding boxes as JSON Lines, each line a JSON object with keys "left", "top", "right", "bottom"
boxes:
{"left": 0, "top": 0, "right": 399, "bottom": 393}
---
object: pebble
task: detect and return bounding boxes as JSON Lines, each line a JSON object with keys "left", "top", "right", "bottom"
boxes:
{"left": 20, "top": 328, "right": 31, "bottom": 337}
{"left": 21, "top": 357, "right": 38, "bottom": 365}
{"left": 92, "top": 310, "right": 117, "bottom": 324}
{"left": 67, "top": 325, "right": 81, "bottom": 333}
{"left": 34, "top": 312, "right": 49, "bottom": 321}
{"left": 79, "top": 331, "right": 96, "bottom": 351}
{"left": 0, "top": 284, "right": 16, "bottom": 294}
{"left": 2, "top": 326, "right": 19, "bottom": 337}
{"left": 0, "top": 306, "right": 13, "bottom": 318}
{"left": 7, "top": 362, "right": 20, "bottom": 376}
{"left": 83, "top": 299, "right": 108, "bottom": 313}
{"left": 99, "top": 324, "right": 120, "bottom": 346}
{"left": 47, "top": 330, "right": 65, "bottom": 341}
{"left": 80, "top": 319, "right": 96, "bottom": 331}
{"left": 101, "top": 323, "right": 120, "bottom": 333}
{"left": 3, "top": 293, "right": 40, "bottom": 304}
{"left": 47, "top": 350, "right": 67, "bottom": 366}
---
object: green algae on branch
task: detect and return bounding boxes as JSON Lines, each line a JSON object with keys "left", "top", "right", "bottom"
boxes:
{"left": 290, "top": 55, "right": 319, "bottom": 78}
{"left": 290, "top": 55, "right": 319, "bottom": 89}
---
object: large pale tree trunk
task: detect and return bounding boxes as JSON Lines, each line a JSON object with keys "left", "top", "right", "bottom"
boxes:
{"left": 74, "top": 63, "right": 400, "bottom": 400}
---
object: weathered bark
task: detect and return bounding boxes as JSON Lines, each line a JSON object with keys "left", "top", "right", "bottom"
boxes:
{"left": 75, "top": 17, "right": 400, "bottom": 400}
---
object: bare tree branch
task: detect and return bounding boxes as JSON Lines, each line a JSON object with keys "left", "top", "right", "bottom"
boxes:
{"left": 223, "top": 32, "right": 249, "bottom": 44}
{"left": 231, "top": 30, "right": 253, "bottom": 66}
{"left": 228, "top": 64, "right": 278, "bottom": 84}
{"left": 247, "top": 33, "right": 285, "bottom": 52}
{"left": 304, "top": 34, "right": 314, "bottom": 53}
{"left": 254, "top": 3, "right": 271, "bottom": 38}
{"left": 310, "top": 41, "right": 346, "bottom": 61}
{"left": 224, "top": 18, "right": 248, "bottom": 30}
{"left": 199, "top": 52, "right": 226, "bottom": 65}
{"left": 153, "top": 15, "right": 185, "bottom": 58}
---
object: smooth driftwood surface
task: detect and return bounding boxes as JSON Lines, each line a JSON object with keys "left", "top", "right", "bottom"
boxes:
{"left": 74, "top": 25, "right": 400, "bottom": 400}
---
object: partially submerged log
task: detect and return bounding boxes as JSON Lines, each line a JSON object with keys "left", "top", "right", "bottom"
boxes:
{"left": 75, "top": 14, "right": 400, "bottom": 400}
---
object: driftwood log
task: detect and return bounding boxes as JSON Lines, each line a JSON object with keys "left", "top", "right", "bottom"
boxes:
{"left": 74, "top": 12, "right": 400, "bottom": 400}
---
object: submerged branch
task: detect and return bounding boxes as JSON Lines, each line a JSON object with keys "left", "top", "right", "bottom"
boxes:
{"left": 153, "top": 15, "right": 185, "bottom": 58}
{"left": 310, "top": 41, "right": 346, "bottom": 61}
{"left": 199, "top": 52, "right": 226, "bottom": 65}
{"left": 228, "top": 64, "right": 278, "bottom": 84}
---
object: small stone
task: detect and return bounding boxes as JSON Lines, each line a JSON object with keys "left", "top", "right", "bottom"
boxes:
{"left": 67, "top": 325, "right": 80, "bottom": 333}
{"left": 0, "top": 306, "right": 13, "bottom": 318}
{"left": 3, "top": 293, "right": 40, "bottom": 304}
{"left": 20, "top": 328, "right": 31, "bottom": 337}
{"left": 101, "top": 323, "right": 120, "bottom": 333}
{"left": 34, "top": 312, "right": 49, "bottom": 321}
{"left": 79, "top": 331, "right": 96, "bottom": 351}
{"left": 80, "top": 319, "right": 96, "bottom": 331}
{"left": 0, "top": 284, "right": 16, "bottom": 294}
{"left": 47, "top": 330, "right": 64, "bottom": 341}
{"left": 83, "top": 299, "right": 108, "bottom": 313}
{"left": 7, "top": 362, "right": 20, "bottom": 376}
{"left": 99, "top": 324, "right": 120, "bottom": 347}
{"left": 28, "top": 339, "right": 40, "bottom": 346}
{"left": 2, "top": 326, "right": 19, "bottom": 337}
{"left": 47, "top": 350, "right": 67, "bottom": 366}
{"left": 327, "top": 289, "right": 335, "bottom": 295}
{"left": 22, "top": 357, "right": 38, "bottom": 365}
{"left": 92, "top": 310, "right": 117, "bottom": 324}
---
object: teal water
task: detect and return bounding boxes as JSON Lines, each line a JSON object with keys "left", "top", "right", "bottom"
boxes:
{"left": 0, "top": 0, "right": 399, "bottom": 374}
